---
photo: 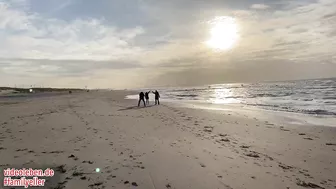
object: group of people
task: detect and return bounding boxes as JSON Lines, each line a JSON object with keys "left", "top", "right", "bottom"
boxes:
{"left": 138, "top": 90, "right": 160, "bottom": 107}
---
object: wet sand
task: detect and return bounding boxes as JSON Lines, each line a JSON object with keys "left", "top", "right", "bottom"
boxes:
{"left": 0, "top": 90, "right": 335, "bottom": 189}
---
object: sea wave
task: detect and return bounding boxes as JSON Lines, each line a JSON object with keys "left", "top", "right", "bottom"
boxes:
{"left": 161, "top": 78, "right": 336, "bottom": 117}
{"left": 301, "top": 109, "right": 336, "bottom": 116}
{"left": 176, "top": 94, "right": 198, "bottom": 97}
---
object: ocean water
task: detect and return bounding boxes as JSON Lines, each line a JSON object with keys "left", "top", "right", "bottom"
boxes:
{"left": 127, "top": 78, "right": 336, "bottom": 125}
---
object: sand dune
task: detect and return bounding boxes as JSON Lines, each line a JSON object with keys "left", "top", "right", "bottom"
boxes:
{"left": 0, "top": 91, "right": 335, "bottom": 189}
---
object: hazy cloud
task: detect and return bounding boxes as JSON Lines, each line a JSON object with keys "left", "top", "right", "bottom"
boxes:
{"left": 0, "top": 0, "right": 335, "bottom": 88}
{"left": 250, "top": 4, "right": 270, "bottom": 10}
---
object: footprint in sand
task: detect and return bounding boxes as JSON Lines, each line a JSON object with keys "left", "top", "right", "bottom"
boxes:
{"left": 200, "top": 163, "right": 206, "bottom": 168}
{"left": 296, "top": 179, "right": 323, "bottom": 189}
{"left": 68, "top": 154, "right": 79, "bottom": 160}
{"left": 89, "top": 182, "right": 103, "bottom": 187}
{"left": 55, "top": 165, "right": 67, "bottom": 173}
{"left": 82, "top": 160, "right": 94, "bottom": 164}
{"left": 16, "top": 148, "right": 28, "bottom": 152}
{"left": 240, "top": 145, "right": 250, "bottom": 149}
{"left": 280, "top": 126, "right": 290, "bottom": 131}
{"left": 245, "top": 152, "right": 260, "bottom": 158}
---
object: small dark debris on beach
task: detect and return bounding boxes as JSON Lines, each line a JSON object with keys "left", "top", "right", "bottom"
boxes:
{"left": 304, "top": 138, "right": 314, "bottom": 140}
{"left": 166, "top": 184, "right": 172, "bottom": 188}
{"left": 89, "top": 182, "right": 103, "bottom": 187}
{"left": 131, "top": 182, "right": 138, "bottom": 187}
{"left": 54, "top": 185, "right": 65, "bottom": 189}
{"left": 80, "top": 176, "right": 87, "bottom": 180}
{"left": 280, "top": 127, "right": 290, "bottom": 131}
{"left": 82, "top": 160, "right": 93, "bottom": 164}
{"left": 220, "top": 138, "right": 230, "bottom": 142}
{"left": 124, "top": 181, "right": 129, "bottom": 184}
{"left": 68, "top": 154, "right": 78, "bottom": 160}
{"left": 245, "top": 152, "right": 260, "bottom": 158}
{"left": 326, "top": 143, "right": 336, "bottom": 146}
{"left": 16, "top": 148, "right": 28, "bottom": 151}
{"left": 204, "top": 126, "right": 213, "bottom": 132}
{"left": 72, "top": 171, "right": 84, "bottom": 177}
{"left": 58, "top": 181, "right": 67, "bottom": 185}
{"left": 50, "top": 150, "right": 64, "bottom": 154}
{"left": 299, "top": 133, "right": 306, "bottom": 135}
{"left": 240, "top": 145, "right": 250, "bottom": 149}
{"left": 56, "top": 165, "right": 66, "bottom": 173}
{"left": 296, "top": 179, "right": 324, "bottom": 189}
{"left": 279, "top": 163, "right": 293, "bottom": 170}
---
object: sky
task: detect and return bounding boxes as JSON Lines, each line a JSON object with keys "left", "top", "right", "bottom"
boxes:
{"left": 0, "top": 0, "right": 335, "bottom": 89}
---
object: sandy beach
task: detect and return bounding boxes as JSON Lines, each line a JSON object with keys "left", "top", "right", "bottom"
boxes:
{"left": 0, "top": 90, "right": 335, "bottom": 189}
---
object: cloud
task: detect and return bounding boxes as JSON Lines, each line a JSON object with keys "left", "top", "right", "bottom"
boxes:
{"left": 0, "top": 0, "right": 335, "bottom": 88}
{"left": 250, "top": 4, "right": 270, "bottom": 10}
{"left": 0, "top": 1, "right": 145, "bottom": 61}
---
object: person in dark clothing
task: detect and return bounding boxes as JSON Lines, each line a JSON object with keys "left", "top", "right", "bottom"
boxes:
{"left": 145, "top": 91, "right": 150, "bottom": 105}
{"left": 138, "top": 92, "right": 146, "bottom": 107}
{"left": 152, "top": 90, "right": 160, "bottom": 105}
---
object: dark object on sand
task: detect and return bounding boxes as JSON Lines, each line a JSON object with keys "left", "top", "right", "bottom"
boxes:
{"left": 138, "top": 92, "right": 146, "bottom": 107}
{"left": 69, "top": 91, "right": 72, "bottom": 94}
{"left": 152, "top": 90, "right": 160, "bottom": 105}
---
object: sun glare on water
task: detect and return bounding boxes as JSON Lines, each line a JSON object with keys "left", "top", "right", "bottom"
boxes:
{"left": 206, "top": 16, "right": 239, "bottom": 51}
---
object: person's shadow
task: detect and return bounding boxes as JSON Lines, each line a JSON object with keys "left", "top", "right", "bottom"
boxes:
{"left": 118, "top": 105, "right": 154, "bottom": 111}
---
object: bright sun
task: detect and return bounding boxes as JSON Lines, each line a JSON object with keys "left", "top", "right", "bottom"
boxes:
{"left": 206, "top": 16, "right": 239, "bottom": 51}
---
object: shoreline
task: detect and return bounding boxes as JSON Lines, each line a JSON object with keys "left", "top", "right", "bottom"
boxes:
{"left": 1, "top": 90, "right": 335, "bottom": 189}
{"left": 126, "top": 94, "right": 336, "bottom": 128}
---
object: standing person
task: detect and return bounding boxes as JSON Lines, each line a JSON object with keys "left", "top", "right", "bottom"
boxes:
{"left": 138, "top": 92, "right": 146, "bottom": 107}
{"left": 152, "top": 90, "right": 160, "bottom": 105}
{"left": 145, "top": 91, "right": 150, "bottom": 105}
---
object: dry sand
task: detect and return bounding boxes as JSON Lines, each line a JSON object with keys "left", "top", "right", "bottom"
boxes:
{"left": 0, "top": 90, "right": 335, "bottom": 189}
